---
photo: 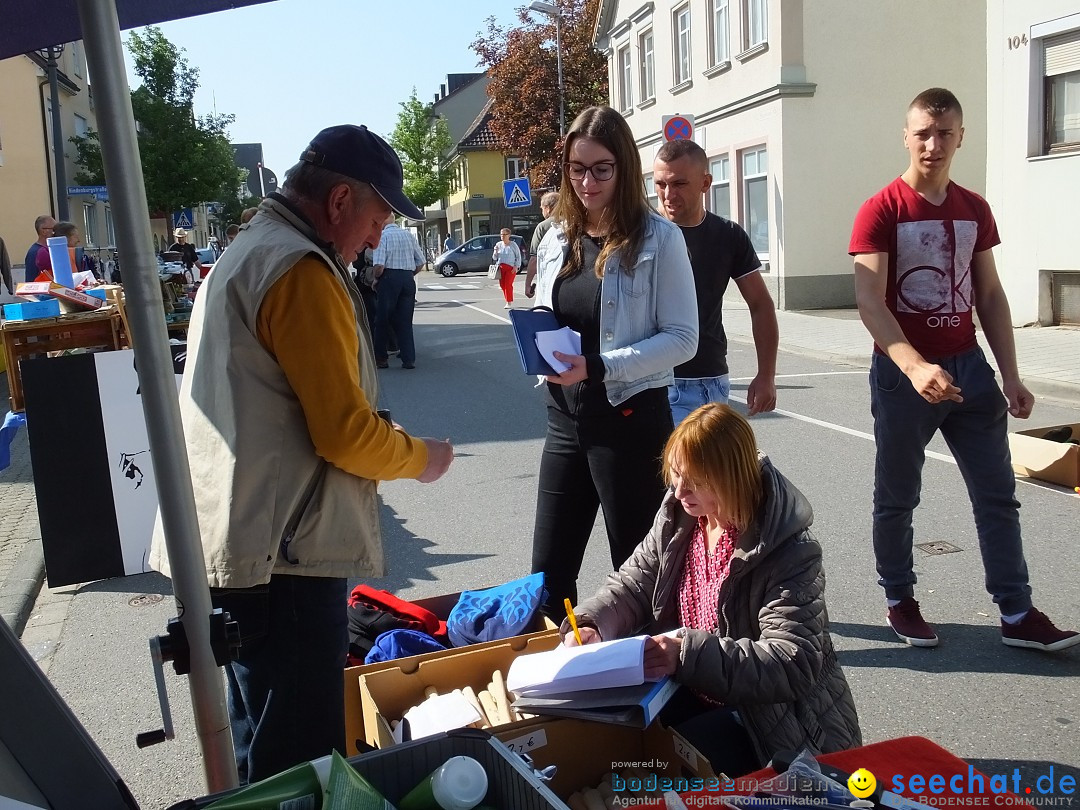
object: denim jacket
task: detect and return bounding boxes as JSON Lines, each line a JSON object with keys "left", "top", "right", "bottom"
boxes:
{"left": 535, "top": 211, "right": 698, "bottom": 406}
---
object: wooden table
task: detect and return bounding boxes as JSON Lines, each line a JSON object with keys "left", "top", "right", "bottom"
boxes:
{"left": 1, "top": 309, "right": 123, "bottom": 412}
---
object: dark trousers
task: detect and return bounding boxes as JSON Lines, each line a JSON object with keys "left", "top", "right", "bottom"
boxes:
{"left": 531, "top": 400, "right": 673, "bottom": 614}
{"left": 375, "top": 268, "right": 416, "bottom": 365}
{"left": 211, "top": 574, "right": 348, "bottom": 785}
{"left": 658, "top": 688, "right": 760, "bottom": 776}
{"left": 870, "top": 348, "right": 1032, "bottom": 615}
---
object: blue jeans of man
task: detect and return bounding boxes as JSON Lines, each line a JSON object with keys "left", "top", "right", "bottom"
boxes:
{"left": 375, "top": 268, "right": 416, "bottom": 365}
{"left": 668, "top": 375, "right": 730, "bottom": 424}
{"left": 870, "top": 348, "right": 1032, "bottom": 615}
{"left": 211, "top": 575, "right": 348, "bottom": 785}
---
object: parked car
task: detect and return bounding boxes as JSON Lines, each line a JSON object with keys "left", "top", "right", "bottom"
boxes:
{"left": 435, "top": 234, "right": 528, "bottom": 277}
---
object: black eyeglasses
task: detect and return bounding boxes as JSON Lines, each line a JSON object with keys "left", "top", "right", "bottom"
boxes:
{"left": 565, "top": 161, "right": 616, "bottom": 181}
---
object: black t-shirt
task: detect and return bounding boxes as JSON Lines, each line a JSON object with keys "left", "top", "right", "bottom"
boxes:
{"left": 169, "top": 242, "right": 199, "bottom": 271}
{"left": 676, "top": 213, "right": 761, "bottom": 378}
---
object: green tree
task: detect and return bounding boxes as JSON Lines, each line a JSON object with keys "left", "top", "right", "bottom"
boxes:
{"left": 389, "top": 89, "right": 453, "bottom": 212}
{"left": 71, "top": 26, "right": 243, "bottom": 220}
{"left": 472, "top": 0, "right": 608, "bottom": 186}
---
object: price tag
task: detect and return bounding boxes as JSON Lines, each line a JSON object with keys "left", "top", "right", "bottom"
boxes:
{"left": 502, "top": 728, "right": 548, "bottom": 755}
{"left": 671, "top": 733, "right": 698, "bottom": 769}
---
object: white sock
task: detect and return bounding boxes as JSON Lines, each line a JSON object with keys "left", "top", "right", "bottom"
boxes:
{"left": 887, "top": 599, "right": 903, "bottom": 607}
{"left": 1001, "top": 610, "right": 1028, "bottom": 625}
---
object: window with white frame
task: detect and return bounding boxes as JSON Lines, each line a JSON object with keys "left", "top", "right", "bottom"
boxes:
{"left": 617, "top": 45, "right": 633, "bottom": 111}
{"left": 105, "top": 207, "right": 115, "bottom": 246}
{"left": 745, "top": 0, "right": 767, "bottom": 49}
{"left": 710, "top": 156, "right": 730, "bottom": 220}
{"left": 673, "top": 5, "right": 691, "bottom": 85}
{"left": 74, "top": 113, "right": 89, "bottom": 139}
{"left": 82, "top": 203, "right": 98, "bottom": 247}
{"left": 506, "top": 156, "right": 525, "bottom": 179}
{"left": 639, "top": 30, "right": 655, "bottom": 101}
{"left": 711, "top": 0, "right": 730, "bottom": 66}
{"left": 1044, "top": 30, "right": 1080, "bottom": 153}
{"left": 644, "top": 175, "right": 658, "bottom": 211}
{"left": 742, "top": 147, "right": 768, "bottom": 255}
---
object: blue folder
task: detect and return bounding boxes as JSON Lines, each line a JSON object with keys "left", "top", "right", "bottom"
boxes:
{"left": 508, "top": 307, "right": 562, "bottom": 376}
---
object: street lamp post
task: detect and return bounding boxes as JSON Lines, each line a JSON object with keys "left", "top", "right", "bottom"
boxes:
{"left": 529, "top": 1, "right": 565, "bottom": 139}
{"left": 38, "top": 44, "right": 69, "bottom": 221}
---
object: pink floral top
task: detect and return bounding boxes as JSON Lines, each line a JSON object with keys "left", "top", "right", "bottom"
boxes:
{"left": 677, "top": 517, "right": 738, "bottom": 633}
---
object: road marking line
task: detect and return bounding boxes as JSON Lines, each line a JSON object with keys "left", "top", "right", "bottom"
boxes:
{"left": 729, "top": 394, "right": 1072, "bottom": 497}
{"left": 452, "top": 300, "right": 511, "bottom": 324}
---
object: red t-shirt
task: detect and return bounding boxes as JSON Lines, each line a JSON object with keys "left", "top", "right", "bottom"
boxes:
{"left": 849, "top": 177, "right": 1000, "bottom": 358}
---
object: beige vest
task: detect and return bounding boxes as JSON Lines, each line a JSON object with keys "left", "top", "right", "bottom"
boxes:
{"left": 150, "top": 197, "right": 384, "bottom": 588}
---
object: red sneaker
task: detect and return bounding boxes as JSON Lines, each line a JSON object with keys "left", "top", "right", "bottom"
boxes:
{"left": 886, "top": 598, "right": 939, "bottom": 647}
{"left": 1001, "top": 608, "right": 1080, "bottom": 652}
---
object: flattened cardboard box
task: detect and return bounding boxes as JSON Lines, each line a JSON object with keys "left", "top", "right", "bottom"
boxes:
{"left": 494, "top": 716, "right": 718, "bottom": 803}
{"left": 355, "top": 630, "right": 561, "bottom": 752}
{"left": 1009, "top": 422, "right": 1080, "bottom": 488}
{"left": 343, "top": 589, "right": 557, "bottom": 755}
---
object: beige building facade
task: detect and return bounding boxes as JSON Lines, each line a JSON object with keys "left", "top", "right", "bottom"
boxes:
{"left": 0, "top": 44, "right": 112, "bottom": 278}
{"left": 595, "top": 0, "right": 988, "bottom": 310}
{"left": 986, "top": 2, "right": 1080, "bottom": 326}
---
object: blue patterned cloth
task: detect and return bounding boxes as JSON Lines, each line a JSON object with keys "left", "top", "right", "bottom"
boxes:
{"left": 447, "top": 573, "right": 547, "bottom": 647}
{"left": 364, "top": 629, "right": 446, "bottom": 664}
{"left": 0, "top": 410, "right": 26, "bottom": 472}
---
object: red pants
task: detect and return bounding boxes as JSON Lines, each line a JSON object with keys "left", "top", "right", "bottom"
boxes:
{"left": 498, "top": 263, "right": 516, "bottom": 303}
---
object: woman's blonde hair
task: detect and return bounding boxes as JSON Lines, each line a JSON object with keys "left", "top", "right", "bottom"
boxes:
{"left": 553, "top": 105, "right": 651, "bottom": 279}
{"left": 661, "top": 403, "right": 763, "bottom": 530}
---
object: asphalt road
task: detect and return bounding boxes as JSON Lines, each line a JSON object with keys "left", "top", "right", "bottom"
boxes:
{"left": 18, "top": 272, "right": 1080, "bottom": 808}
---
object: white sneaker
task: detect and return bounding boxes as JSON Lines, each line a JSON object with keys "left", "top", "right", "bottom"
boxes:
{"left": 504, "top": 303, "right": 512, "bottom": 309}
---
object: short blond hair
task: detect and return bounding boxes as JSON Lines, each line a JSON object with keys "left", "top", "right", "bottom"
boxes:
{"left": 662, "top": 403, "right": 762, "bottom": 530}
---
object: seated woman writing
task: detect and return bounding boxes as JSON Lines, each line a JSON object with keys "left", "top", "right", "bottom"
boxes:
{"left": 562, "top": 403, "right": 861, "bottom": 774}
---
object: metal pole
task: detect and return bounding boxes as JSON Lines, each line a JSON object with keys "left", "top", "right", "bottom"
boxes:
{"left": 46, "top": 47, "right": 69, "bottom": 221}
{"left": 257, "top": 162, "right": 266, "bottom": 197}
{"left": 74, "top": 0, "right": 238, "bottom": 793}
{"left": 554, "top": 15, "right": 565, "bottom": 139}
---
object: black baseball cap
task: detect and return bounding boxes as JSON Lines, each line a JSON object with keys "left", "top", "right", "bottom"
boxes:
{"left": 299, "top": 124, "right": 424, "bottom": 221}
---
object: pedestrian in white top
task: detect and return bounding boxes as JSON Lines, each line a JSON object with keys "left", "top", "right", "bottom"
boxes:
{"left": 492, "top": 228, "right": 522, "bottom": 308}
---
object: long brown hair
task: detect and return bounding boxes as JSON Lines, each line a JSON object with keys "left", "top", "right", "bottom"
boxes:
{"left": 553, "top": 106, "right": 651, "bottom": 278}
{"left": 661, "top": 403, "right": 763, "bottom": 530}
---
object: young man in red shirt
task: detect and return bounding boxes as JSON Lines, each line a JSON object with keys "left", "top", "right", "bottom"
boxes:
{"left": 850, "top": 87, "right": 1077, "bottom": 652}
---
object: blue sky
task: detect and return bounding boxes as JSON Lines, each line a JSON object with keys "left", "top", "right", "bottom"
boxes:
{"left": 126, "top": 0, "right": 525, "bottom": 181}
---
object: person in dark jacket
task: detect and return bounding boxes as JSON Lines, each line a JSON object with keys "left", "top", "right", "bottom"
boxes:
{"left": 563, "top": 402, "right": 861, "bottom": 774}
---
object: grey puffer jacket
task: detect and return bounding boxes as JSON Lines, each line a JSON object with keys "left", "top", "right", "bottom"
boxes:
{"left": 571, "top": 455, "right": 862, "bottom": 767}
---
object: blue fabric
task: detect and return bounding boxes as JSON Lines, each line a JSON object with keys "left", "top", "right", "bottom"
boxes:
{"left": 668, "top": 374, "right": 731, "bottom": 424}
{"left": 364, "top": 629, "right": 446, "bottom": 664}
{"left": 0, "top": 411, "right": 27, "bottom": 472}
{"left": 447, "top": 574, "right": 546, "bottom": 647}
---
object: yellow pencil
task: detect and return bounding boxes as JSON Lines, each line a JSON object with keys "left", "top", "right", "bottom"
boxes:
{"left": 564, "top": 597, "right": 583, "bottom": 645}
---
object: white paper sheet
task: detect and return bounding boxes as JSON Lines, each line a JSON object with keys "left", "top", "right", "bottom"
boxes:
{"left": 396, "top": 692, "right": 482, "bottom": 742}
{"left": 535, "top": 326, "right": 581, "bottom": 373}
{"left": 506, "top": 635, "right": 648, "bottom": 696}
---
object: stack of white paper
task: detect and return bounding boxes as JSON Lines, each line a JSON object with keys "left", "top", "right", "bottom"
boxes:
{"left": 535, "top": 326, "right": 581, "bottom": 373}
{"left": 506, "top": 635, "right": 648, "bottom": 696}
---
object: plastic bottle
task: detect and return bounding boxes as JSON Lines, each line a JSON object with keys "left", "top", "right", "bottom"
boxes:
{"left": 399, "top": 755, "right": 488, "bottom": 810}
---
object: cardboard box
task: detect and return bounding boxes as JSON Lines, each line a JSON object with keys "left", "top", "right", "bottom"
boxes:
{"left": 343, "top": 589, "right": 557, "bottom": 755}
{"left": 1009, "top": 423, "right": 1080, "bottom": 488}
{"left": 494, "top": 717, "right": 718, "bottom": 803}
{"left": 2, "top": 300, "right": 62, "bottom": 322}
{"left": 353, "top": 630, "right": 561, "bottom": 752}
{"left": 15, "top": 281, "right": 102, "bottom": 313}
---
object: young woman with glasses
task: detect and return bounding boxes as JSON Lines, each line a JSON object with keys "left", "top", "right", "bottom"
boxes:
{"left": 529, "top": 105, "right": 699, "bottom": 616}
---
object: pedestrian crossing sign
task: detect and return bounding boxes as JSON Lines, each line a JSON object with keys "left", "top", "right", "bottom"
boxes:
{"left": 172, "top": 208, "right": 194, "bottom": 230}
{"left": 503, "top": 177, "right": 532, "bottom": 209}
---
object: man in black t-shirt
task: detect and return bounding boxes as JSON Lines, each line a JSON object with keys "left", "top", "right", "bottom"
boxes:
{"left": 654, "top": 139, "right": 778, "bottom": 421}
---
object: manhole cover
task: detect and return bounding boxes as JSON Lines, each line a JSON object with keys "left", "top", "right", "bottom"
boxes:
{"left": 914, "top": 541, "right": 962, "bottom": 556}
{"left": 128, "top": 594, "right": 165, "bottom": 607}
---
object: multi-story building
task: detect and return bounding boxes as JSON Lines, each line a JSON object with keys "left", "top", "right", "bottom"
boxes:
{"left": 0, "top": 44, "right": 113, "bottom": 275}
{"left": 986, "top": 2, "right": 1079, "bottom": 326}
{"left": 594, "top": 0, "right": 989, "bottom": 310}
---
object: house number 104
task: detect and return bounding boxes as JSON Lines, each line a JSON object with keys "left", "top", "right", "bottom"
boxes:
{"left": 1007, "top": 34, "right": 1029, "bottom": 49}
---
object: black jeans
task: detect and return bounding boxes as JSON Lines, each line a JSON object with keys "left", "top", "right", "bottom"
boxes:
{"left": 531, "top": 396, "right": 673, "bottom": 614}
{"left": 211, "top": 574, "right": 348, "bottom": 785}
{"left": 659, "top": 689, "right": 761, "bottom": 776}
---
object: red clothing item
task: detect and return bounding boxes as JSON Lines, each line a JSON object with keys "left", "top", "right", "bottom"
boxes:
{"left": 498, "top": 262, "right": 515, "bottom": 303}
{"left": 677, "top": 517, "right": 737, "bottom": 633}
{"left": 849, "top": 177, "right": 999, "bottom": 359}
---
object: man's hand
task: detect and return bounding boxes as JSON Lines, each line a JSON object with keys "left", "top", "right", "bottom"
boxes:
{"left": 417, "top": 438, "right": 454, "bottom": 483}
{"left": 745, "top": 374, "right": 777, "bottom": 416}
{"left": 907, "top": 362, "right": 963, "bottom": 405}
{"left": 525, "top": 281, "right": 536, "bottom": 298}
{"left": 562, "top": 626, "right": 602, "bottom": 647}
{"left": 544, "top": 352, "right": 588, "bottom": 386}
{"left": 644, "top": 635, "right": 680, "bottom": 679}
{"left": 1003, "top": 378, "right": 1034, "bottom": 419}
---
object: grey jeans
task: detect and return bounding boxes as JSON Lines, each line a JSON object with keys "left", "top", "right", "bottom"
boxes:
{"left": 869, "top": 347, "right": 1032, "bottom": 615}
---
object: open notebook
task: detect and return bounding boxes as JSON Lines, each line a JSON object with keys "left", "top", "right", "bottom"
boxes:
{"left": 506, "top": 635, "right": 649, "bottom": 696}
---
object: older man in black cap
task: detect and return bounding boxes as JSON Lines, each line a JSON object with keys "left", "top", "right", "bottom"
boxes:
{"left": 150, "top": 125, "right": 455, "bottom": 784}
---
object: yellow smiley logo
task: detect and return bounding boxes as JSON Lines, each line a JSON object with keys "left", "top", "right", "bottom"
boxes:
{"left": 848, "top": 768, "right": 877, "bottom": 799}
